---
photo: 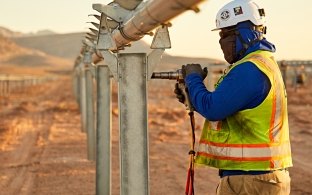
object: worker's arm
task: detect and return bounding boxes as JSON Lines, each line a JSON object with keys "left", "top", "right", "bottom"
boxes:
{"left": 185, "top": 62, "right": 271, "bottom": 121}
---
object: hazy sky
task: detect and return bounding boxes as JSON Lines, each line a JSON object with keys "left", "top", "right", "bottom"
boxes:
{"left": 0, "top": 0, "right": 311, "bottom": 61}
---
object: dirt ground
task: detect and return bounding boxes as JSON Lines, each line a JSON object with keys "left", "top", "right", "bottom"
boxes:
{"left": 0, "top": 72, "right": 311, "bottom": 195}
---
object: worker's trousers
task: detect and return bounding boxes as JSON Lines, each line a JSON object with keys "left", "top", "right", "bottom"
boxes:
{"left": 216, "top": 169, "right": 290, "bottom": 195}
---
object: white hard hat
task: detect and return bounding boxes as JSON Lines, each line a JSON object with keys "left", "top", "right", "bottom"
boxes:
{"left": 213, "top": 0, "right": 266, "bottom": 30}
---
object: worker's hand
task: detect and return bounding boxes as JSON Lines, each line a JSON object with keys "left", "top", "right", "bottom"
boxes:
{"left": 174, "top": 83, "right": 186, "bottom": 104}
{"left": 181, "top": 64, "right": 208, "bottom": 80}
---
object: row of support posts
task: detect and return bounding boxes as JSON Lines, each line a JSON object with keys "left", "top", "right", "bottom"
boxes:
{"left": 74, "top": 24, "right": 169, "bottom": 194}
{"left": 74, "top": 46, "right": 236, "bottom": 195}
{"left": 91, "top": 52, "right": 151, "bottom": 195}
{"left": 76, "top": 54, "right": 150, "bottom": 194}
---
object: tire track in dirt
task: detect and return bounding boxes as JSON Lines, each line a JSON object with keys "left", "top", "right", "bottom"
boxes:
{"left": 0, "top": 113, "right": 53, "bottom": 194}
{"left": 0, "top": 78, "right": 64, "bottom": 195}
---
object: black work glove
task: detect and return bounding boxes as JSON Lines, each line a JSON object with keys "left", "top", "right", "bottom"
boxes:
{"left": 174, "top": 83, "right": 185, "bottom": 104}
{"left": 181, "top": 64, "right": 208, "bottom": 80}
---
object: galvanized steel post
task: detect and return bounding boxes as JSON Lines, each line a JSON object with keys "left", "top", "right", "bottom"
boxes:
{"left": 72, "top": 65, "right": 81, "bottom": 105}
{"left": 80, "top": 66, "right": 88, "bottom": 133}
{"left": 118, "top": 53, "right": 149, "bottom": 195}
{"left": 85, "top": 66, "right": 96, "bottom": 161}
{"left": 96, "top": 64, "right": 112, "bottom": 195}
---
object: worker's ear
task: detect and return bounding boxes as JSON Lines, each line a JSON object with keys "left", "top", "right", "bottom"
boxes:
{"left": 255, "top": 25, "right": 267, "bottom": 34}
{"left": 262, "top": 26, "right": 267, "bottom": 34}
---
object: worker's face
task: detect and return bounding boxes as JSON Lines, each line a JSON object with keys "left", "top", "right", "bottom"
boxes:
{"left": 219, "top": 28, "right": 238, "bottom": 64}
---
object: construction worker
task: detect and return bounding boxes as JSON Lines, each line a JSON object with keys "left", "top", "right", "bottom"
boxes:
{"left": 174, "top": 0, "right": 293, "bottom": 194}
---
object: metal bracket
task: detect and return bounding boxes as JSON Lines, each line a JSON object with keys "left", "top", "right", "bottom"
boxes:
{"left": 83, "top": 39, "right": 97, "bottom": 52}
{"left": 97, "top": 28, "right": 117, "bottom": 51}
{"left": 147, "top": 49, "right": 165, "bottom": 80}
{"left": 82, "top": 39, "right": 93, "bottom": 48}
{"left": 150, "top": 25, "right": 171, "bottom": 49}
{"left": 93, "top": 12, "right": 119, "bottom": 31}
{"left": 88, "top": 22, "right": 100, "bottom": 29}
{"left": 86, "top": 32, "right": 97, "bottom": 41}
{"left": 90, "top": 11, "right": 118, "bottom": 81}
{"left": 147, "top": 26, "right": 171, "bottom": 80}
{"left": 96, "top": 14, "right": 117, "bottom": 51}
{"left": 99, "top": 51, "right": 118, "bottom": 81}
{"left": 114, "top": 0, "right": 143, "bottom": 10}
{"left": 89, "top": 27, "right": 99, "bottom": 35}
{"left": 93, "top": 3, "right": 131, "bottom": 23}
{"left": 83, "top": 51, "right": 93, "bottom": 65}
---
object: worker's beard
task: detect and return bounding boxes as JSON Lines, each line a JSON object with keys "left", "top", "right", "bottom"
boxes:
{"left": 219, "top": 35, "right": 238, "bottom": 64}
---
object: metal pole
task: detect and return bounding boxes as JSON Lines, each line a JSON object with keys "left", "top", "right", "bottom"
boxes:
{"left": 96, "top": 65, "right": 112, "bottom": 195}
{"left": 72, "top": 68, "right": 81, "bottom": 105}
{"left": 86, "top": 67, "right": 96, "bottom": 161}
{"left": 76, "top": 72, "right": 81, "bottom": 105}
{"left": 80, "top": 67, "right": 88, "bottom": 133}
{"left": 118, "top": 53, "right": 149, "bottom": 195}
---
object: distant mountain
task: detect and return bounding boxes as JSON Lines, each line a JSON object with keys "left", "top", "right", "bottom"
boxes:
{"left": 22, "top": 29, "right": 57, "bottom": 37}
{"left": 2, "top": 26, "right": 222, "bottom": 70}
{"left": 0, "top": 31, "right": 71, "bottom": 69}
{"left": 12, "top": 32, "right": 155, "bottom": 60}
{"left": 0, "top": 26, "right": 23, "bottom": 37}
{"left": 13, "top": 32, "right": 85, "bottom": 60}
{"left": 0, "top": 34, "right": 29, "bottom": 59}
{"left": 34, "top": 29, "right": 56, "bottom": 36}
{"left": 4, "top": 52, "right": 71, "bottom": 68}
{"left": 0, "top": 26, "right": 57, "bottom": 38}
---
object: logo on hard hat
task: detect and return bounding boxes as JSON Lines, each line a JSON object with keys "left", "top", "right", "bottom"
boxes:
{"left": 220, "top": 10, "right": 230, "bottom": 21}
{"left": 234, "top": 6, "right": 243, "bottom": 16}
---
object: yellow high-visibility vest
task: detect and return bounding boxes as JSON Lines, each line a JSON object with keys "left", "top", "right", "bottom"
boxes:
{"left": 195, "top": 51, "right": 293, "bottom": 170}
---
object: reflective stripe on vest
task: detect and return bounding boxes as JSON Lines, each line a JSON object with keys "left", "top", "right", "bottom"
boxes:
{"left": 249, "top": 54, "right": 287, "bottom": 143}
{"left": 195, "top": 51, "right": 292, "bottom": 170}
{"left": 197, "top": 141, "right": 291, "bottom": 160}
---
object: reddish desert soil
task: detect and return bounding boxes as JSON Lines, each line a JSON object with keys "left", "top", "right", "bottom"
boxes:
{"left": 0, "top": 72, "right": 311, "bottom": 195}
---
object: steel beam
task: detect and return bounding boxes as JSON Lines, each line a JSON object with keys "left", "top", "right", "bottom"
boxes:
{"left": 113, "top": 0, "right": 204, "bottom": 47}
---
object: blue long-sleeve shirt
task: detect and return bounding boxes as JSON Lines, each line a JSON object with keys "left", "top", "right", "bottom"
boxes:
{"left": 185, "top": 62, "right": 271, "bottom": 121}
{"left": 185, "top": 22, "right": 276, "bottom": 121}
